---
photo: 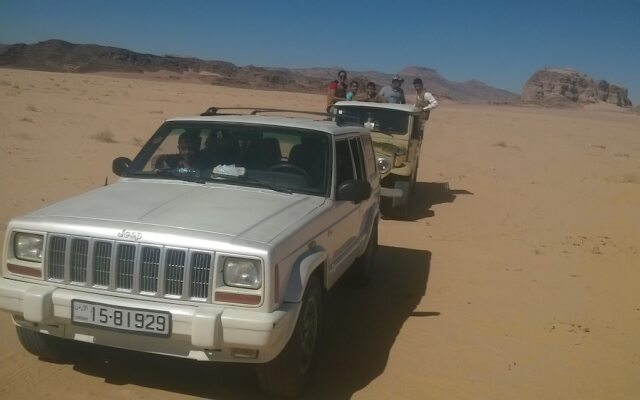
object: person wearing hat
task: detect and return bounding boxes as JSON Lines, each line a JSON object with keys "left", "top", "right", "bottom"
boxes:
{"left": 413, "top": 78, "right": 439, "bottom": 111}
{"left": 378, "top": 75, "right": 406, "bottom": 104}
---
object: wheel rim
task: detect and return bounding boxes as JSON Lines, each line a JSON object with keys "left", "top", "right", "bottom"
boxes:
{"left": 298, "top": 295, "right": 318, "bottom": 375}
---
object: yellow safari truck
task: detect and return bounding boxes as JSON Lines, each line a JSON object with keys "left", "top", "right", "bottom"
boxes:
{"left": 333, "top": 101, "right": 429, "bottom": 216}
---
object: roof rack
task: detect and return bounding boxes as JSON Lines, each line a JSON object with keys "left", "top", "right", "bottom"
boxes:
{"left": 200, "top": 107, "right": 328, "bottom": 118}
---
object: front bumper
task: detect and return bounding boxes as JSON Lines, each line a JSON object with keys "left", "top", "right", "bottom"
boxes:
{"left": 380, "top": 177, "right": 411, "bottom": 207}
{"left": 0, "top": 278, "right": 299, "bottom": 363}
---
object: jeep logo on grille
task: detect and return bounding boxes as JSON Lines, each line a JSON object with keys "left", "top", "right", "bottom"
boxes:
{"left": 117, "top": 229, "right": 142, "bottom": 241}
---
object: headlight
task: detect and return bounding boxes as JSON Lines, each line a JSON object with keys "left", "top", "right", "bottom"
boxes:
{"left": 14, "top": 233, "right": 44, "bottom": 262}
{"left": 223, "top": 257, "right": 262, "bottom": 289}
{"left": 376, "top": 156, "right": 392, "bottom": 174}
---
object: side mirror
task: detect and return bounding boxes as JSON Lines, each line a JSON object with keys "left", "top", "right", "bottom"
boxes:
{"left": 112, "top": 157, "right": 132, "bottom": 176}
{"left": 336, "top": 179, "right": 371, "bottom": 202}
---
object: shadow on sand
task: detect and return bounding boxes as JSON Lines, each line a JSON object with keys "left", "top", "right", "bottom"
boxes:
{"left": 57, "top": 245, "right": 432, "bottom": 399}
{"left": 396, "top": 181, "right": 473, "bottom": 221}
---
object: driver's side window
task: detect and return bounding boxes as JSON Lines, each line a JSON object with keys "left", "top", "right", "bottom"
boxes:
{"left": 335, "top": 140, "right": 354, "bottom": 190}
{"left": 335, "top": 137, "right": 366, "bottom": 194}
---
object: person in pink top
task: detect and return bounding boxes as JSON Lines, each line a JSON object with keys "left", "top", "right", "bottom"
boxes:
{"left": 326, "top": 70, "right": 348, "bottom": 113}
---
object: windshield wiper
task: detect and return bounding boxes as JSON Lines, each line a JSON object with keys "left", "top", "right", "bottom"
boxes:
{"left": 156, "top": 169, "right": 207, "bottom": 184}
{"left": 209, "top": 173, "right": 292, "bottom": 194}
{"left": 126, "top": 170, "right": 206, "bottom": 184}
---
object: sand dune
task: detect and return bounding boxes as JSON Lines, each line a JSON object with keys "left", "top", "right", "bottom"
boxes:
{"left": 0, "top": 68, "right": 639, "bottom": 399}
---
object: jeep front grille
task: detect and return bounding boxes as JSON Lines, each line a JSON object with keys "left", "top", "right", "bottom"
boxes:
{"left": 48, "top": 236, "right": 66, "bottom": 280}
{"left": 191, "top": 252, "right": 211, "bottom": 299}
{"left": 94, "top": 241, "right": 112, "bottom": 286}
{"left": 116, "top": 244, "right": 136, "bottom": 290}
{"left": 45, "top": 235, "right": 213, "bottom": 301}
{"left": 140, "top": 247, "right": 161, "bottom": 293}
{"left": 70, "top": 238, "right": 89, "bottom": 283}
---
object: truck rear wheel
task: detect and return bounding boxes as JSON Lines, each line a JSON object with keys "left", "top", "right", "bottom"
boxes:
{"left": 256, "top": 276, "right": 323, "bottom": 397}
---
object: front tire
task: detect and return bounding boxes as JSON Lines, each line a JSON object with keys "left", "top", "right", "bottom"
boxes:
{"left": 16, "top": 326, "right": 70, "bottom": 361}
{"left": 256, "top": 276, "right": 323, "bottom": 397}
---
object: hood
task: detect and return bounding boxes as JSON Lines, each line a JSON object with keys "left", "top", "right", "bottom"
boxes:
{"left": 372, "top": 140, "right": 405, "bottom": 157}
{"left": 27, "top": 179, "right": 326, "bottom": 244}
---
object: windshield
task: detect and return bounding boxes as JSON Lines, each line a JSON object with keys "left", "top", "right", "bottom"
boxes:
{"left": 334, "top": 106, "right": 409, "bottom": 135}
{"left": 128, "top": 121, "right": 331, "bottom": 196}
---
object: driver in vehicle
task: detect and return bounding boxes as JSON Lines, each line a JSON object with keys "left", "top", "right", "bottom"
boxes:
{"left": 155, "top": 130, "right": 202, "bottom": 170}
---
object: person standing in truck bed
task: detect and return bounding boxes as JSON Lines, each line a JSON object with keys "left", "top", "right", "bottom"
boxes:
{"left": 379, "top": 75, "right": 406, "bottom": 104}
{"left": 413, "top": 78, "right": 439, "bottom": 111}
{"left": 361, "top": 82, "right": 385, "bottom": 102}
{"left": 326, "top": 70, "right": 348, "bottom": 113}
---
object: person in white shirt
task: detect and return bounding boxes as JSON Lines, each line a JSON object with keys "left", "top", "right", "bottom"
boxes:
{"left": 413, "top": 78, "right": 438, "bottom": 111}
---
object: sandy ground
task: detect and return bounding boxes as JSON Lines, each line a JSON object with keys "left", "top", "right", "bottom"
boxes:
{"left": 0, "top": 68, "right": 639, "bottom": 399}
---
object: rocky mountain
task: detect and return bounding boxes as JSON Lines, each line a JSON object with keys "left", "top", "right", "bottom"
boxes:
{"left": 0, "top": 39, "right": 518, "bottom": 103}
{"left": 0, "top": 39, "right": 237, "bottom": 75}
{"left": 0, "top": 40, "right": 327, "bottom": 92}
{"left": 521, "top": 68, "right": 632, "bottom": 107}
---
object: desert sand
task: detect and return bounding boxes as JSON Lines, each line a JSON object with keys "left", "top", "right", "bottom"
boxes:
{"left": 0, "top": 68, "right": 639, "bottom": 400}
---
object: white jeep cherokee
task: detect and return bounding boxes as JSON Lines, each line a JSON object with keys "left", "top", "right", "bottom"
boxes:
{"left": 0, "top": 110, "right": 380, "bottom": 396}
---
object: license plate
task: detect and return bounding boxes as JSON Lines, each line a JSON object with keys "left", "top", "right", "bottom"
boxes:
{"left": 71, "top": 300, "right": 171, "bottom": 337}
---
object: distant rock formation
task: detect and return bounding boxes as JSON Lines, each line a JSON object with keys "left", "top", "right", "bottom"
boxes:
{"left": 521, "top": 68, "right": 632, "bottom": 107}
{"left": 0, "top": 39, "right": 518, "bottom": 104}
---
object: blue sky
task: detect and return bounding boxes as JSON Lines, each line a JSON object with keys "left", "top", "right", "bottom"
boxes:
{"left": 1, "top": 0, "right": 639, "bottom": 103}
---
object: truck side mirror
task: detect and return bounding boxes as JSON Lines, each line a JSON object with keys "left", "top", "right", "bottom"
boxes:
{"left": 112, "top": 157, "right": 132, "bottom": 176}
{"left": 336, "top": 180, "right": 371, "bottom": 202}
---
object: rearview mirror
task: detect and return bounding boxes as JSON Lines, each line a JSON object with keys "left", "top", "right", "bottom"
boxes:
{"left": 336, "top": 180, "right": 371, "bottom": 202}
{"left": 112, "top": 157, "right": 132, "bottom": 176}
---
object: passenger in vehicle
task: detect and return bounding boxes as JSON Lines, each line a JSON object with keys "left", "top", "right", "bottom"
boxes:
{"left": 289, "top": 136, "right": 326, "bottom": 185}
{"left": 362, "top": 82, "right": 385, "bottom": 102}
{"left": 196, "top": 130, "right": 238, "bottom": 168}
{"left": 346, "top": 81, "right": 359, "bottom": 100}
{"left": 413, "top": 78, "right": 439, "bottom": 111}
{"left": 326, "top": 70, "right": 348, "bottom": 114}
{"left": 235, "top": 129, "right": 261, "bottom": 167}
{"left": 379, "top": 75, "right": 406, "bottom": 104}
{"left": 244, "top": 137, "right": 282, "bottom": 170}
